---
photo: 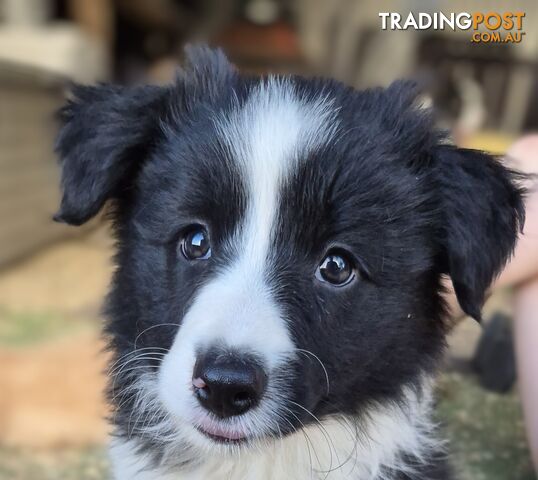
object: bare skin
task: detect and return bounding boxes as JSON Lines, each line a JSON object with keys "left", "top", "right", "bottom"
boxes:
{"left": 446, "top": 135, "right": 538, "bottom": 470}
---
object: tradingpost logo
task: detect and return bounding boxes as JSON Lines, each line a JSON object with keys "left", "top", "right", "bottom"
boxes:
{"left": 379, "top": 12, "right": 526, "bottom": 44}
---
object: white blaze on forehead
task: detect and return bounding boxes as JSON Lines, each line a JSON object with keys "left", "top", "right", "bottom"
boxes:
{"left": 216, "top": 77, "right": 339, "bottom": 275}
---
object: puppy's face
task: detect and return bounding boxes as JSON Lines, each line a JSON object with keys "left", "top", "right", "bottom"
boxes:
{"left": 55, "top": 48, "right": 524, "bottom": 459}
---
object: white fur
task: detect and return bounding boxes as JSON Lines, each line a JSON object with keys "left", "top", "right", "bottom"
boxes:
{"left": 111, "top": 380, "right": 439, "bottom": 479}
{"left": 215, "top": 76, "right": 339, "bottom": 283}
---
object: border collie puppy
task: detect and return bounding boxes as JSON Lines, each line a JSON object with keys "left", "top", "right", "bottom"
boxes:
{"left": 54, "top": 47, "right": 524, "bottom": 480}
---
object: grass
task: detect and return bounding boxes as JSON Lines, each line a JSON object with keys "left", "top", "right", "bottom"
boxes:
{"left": 0, "top": 447, "right": 108, "bottom": 480}
{"left": 0, "top": 308, "right": 85, "bottom": 346}
{"left": 437, "top": 372, "right": 534, "bottom": 480}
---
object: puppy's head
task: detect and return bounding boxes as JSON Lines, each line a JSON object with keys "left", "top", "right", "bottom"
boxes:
{"left": 55, "top": 47, "right": 524, "bottom": 460}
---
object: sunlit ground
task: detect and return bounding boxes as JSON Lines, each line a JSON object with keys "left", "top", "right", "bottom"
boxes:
{"left": 0, "top": 234, "right": 534, "bottom": 479}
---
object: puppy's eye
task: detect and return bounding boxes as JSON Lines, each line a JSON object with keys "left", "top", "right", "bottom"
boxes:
{"left": 316, "top": 250, "right": 355, "bottom": 286}
{"left": 180, "top": 227, "right": 211, "bottom": 260}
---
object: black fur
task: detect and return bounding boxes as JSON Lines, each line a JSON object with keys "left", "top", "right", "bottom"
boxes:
{"left": 55, "top": 47, "right": 525, "bottom": 479}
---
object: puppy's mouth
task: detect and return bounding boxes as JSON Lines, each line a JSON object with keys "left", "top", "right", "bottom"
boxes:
{"left": 195, "top": 423, "right": 249, "bottom": 444}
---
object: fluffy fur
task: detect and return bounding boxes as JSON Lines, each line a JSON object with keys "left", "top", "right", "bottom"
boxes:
{"left": 54, "top": 46, "right": 525, "bottom": 479}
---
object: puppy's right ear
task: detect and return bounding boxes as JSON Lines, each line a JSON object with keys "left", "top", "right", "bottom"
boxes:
{"left": 54, "top": 84, "right": 168, "bottom": 226}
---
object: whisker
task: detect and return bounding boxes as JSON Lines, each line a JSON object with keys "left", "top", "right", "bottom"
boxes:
{"left": 280, "top": 404, "right": 324, "bottom": 475}
{"left": 134, "top": 323, "right": 180, "bottom": 349}
{"left": 287, "top": 401, "right": 341, "bottom": 478}
{"left": 108, "top": 347, "right": 169, "bottom": 373}
{"left": 274, "top": 409, "right": 315, "bottom": 478}
{"left": 295, "top": 348, "right": 330, "bottom": 396}
{"left": 110, "top": 353, "right": 166, "bottom": 377}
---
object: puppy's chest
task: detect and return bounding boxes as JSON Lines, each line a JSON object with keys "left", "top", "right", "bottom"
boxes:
{"left": 111, "top": 427, "right": 416, "bottom": 480}
{"left": 149, "top": 460, "right": 344, "bottom": 480}
{"left": 113, "top": 451, "right": 383, "bottom": 480}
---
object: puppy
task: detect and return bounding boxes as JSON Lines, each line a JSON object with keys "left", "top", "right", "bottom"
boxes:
{"left": 54, "top": 47, "right": 525, "bottom": 480}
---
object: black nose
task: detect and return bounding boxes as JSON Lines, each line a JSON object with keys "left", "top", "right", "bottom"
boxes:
{"left": 192, "top": 353, "right": 267, "bottom": 418}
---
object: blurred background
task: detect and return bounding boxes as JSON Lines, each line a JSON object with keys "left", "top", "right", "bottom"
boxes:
{"left": 0, "top": 0, "right": 537, "bottom": 479}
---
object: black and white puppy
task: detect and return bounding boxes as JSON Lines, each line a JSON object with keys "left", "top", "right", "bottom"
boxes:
{"left": 54, "top": 47, "right": 525, "bottom": 480}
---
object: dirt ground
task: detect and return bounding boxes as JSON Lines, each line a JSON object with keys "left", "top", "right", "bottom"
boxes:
{"left": 0, "top": 228, "right": 112, "bottom": 450}
{"left": 0, "top": 230, "right": 534, "bottom": 479}
{"left": 0, "top": 333, "right": 109, "bottom": 448}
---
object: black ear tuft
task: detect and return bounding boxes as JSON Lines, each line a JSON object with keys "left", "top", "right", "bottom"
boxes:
{"left": 170, "top": 45, "right": 237, "bottom": 107}
{"left": 183, "top": 45, "right": 236, "bottom": 81}
{"left": 434, "top": 145, "right": 526, "bottom": 320}
{"left": 384, "top": 79, "right": 421, "bottom": 111}
{"left": 54, "top": 83, "right": 168, "bottom": 225}
{"left": 378, "top": 80, "right": 439, "bottom": 164}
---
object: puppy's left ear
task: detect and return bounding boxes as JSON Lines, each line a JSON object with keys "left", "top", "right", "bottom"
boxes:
{"left": 434, "top": 145, "right": 525, "bottom": 320}
{"left": 54, "top": 84, "right": 168, "bottom": 226}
